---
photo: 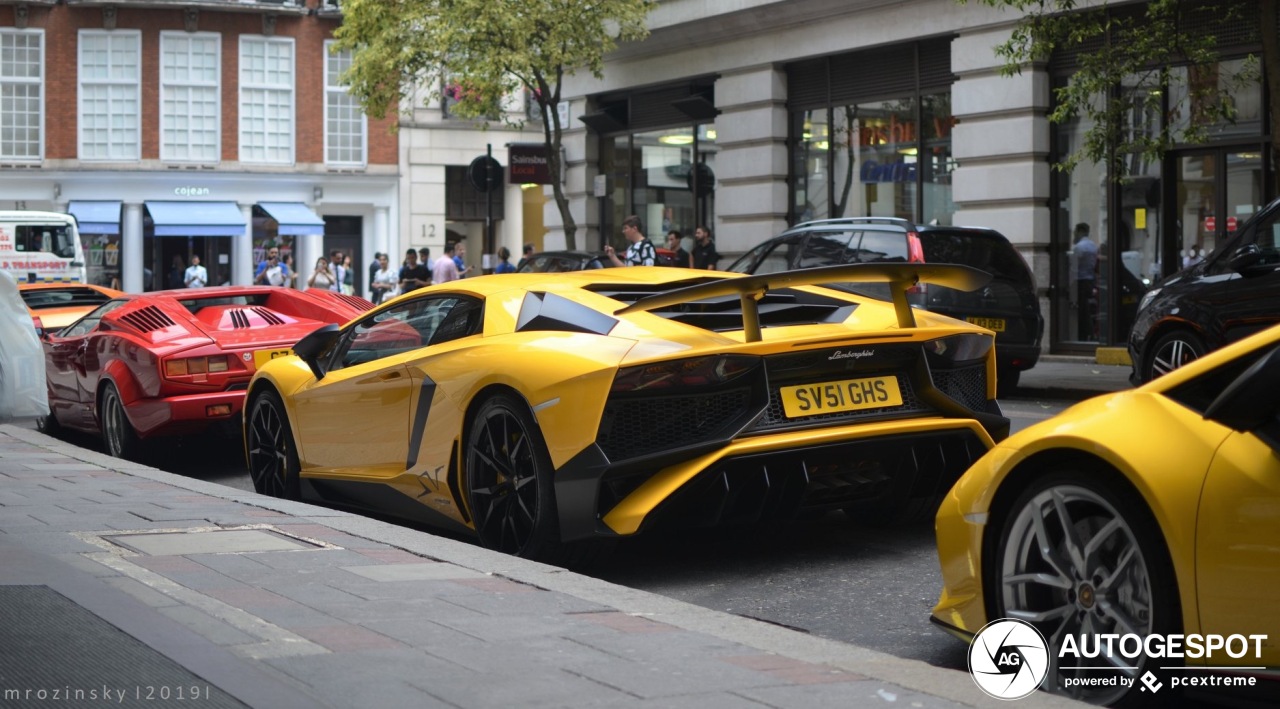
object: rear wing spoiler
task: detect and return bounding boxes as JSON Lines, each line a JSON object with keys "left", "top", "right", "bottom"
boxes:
{"left": 614, "top": 263, "right": 992, "bottom": 341}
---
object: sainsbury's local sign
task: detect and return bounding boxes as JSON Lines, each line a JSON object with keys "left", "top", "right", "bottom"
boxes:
{"left": 508, "top": 143, "right": 550, "bottom": 185}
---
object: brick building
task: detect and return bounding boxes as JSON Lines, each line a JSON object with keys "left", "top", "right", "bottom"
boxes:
{"left": 0, "top": 0, "right": 397, "bottom": 294}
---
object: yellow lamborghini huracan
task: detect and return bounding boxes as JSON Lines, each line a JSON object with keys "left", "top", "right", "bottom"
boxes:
{"left": 932, "top": 324, "right": 1280, "bottom": 705}
{"left": 245, "top": 264, "right": 1010, "bottom": 565}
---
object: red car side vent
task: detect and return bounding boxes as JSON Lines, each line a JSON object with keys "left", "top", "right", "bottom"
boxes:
{"left": 252, "top": 307, "right": 286, "bottom": 325}
{"left": 332, "top": 292, "right": 376, "bottom": 311}
{"left": 120, "top": 305, "right": 177, "bottom": 333}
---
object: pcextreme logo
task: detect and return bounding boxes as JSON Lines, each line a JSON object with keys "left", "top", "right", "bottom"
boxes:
{"left": 968, "top": 618, "right": 1049, "bottom": 700}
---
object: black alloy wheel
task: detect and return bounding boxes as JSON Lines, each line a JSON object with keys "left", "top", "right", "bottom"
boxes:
{"left": 1145, "top": 330, "right": 1206, "bottom": 382}
{"left": 466, "top": 393, "right": 559, "bottom": 560}
{"left": 245, "top": 391, "right": 301, "bottom": 499}
{"left": 992, "top": 471, "right": 1178, "bottom": 706}
{"left": 100, "top": 382, "right": 139, "bottom": 460}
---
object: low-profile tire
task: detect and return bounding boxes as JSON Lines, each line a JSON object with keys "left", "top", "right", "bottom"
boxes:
{"left": 996, "top": 367, "right": 1021, "bottom": 398}
{"left": 990, "top": 470, "right": 1179, "bottom": 706}
{"left": 100, "top": 382, "right": 140, "bottom": 460}
{"left": 1145, "top": 329, "right": 1205, "bottom": 381}
{"left": 35, "top": 410, "right": 60, "bottom": 435}
{"left": 466, "top": 393, "right": 561, "bottom": 560}
{"left": 245, "top": 391, "right": 301, "bottom": 500}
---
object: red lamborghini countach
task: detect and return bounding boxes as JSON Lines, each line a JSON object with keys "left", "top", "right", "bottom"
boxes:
{"left": 39, "top": 286, "right": 371, "bottom": 458}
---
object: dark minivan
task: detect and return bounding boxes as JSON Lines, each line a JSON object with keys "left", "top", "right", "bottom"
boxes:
{"left": 1129, "top": 195, "right": 1280, "bottom": 383}
{"left": 726, "top": 218, "right": 1043, "bottom": 393}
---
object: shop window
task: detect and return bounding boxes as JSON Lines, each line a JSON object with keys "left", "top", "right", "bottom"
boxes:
{"left": 445, "top": 165, "right": 505, "bottom": 221}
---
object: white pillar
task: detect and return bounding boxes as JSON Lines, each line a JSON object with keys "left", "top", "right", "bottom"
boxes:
{"left": 374, "top": 205, "right": 390, "bottom": 263}
{"left": 235, "top": 204, "right": 253, "bottom": 286}
{"left": 297, "top": 233, "right": 323, "bottom": 291}
{"left": 122, "top": 203, "right": 143, "bottom": 293}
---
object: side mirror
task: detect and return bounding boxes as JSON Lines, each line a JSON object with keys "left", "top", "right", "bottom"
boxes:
{"left": 292, "top": 323, "right": 342, "bottom": 381}
{"left": 1227, "top": 244, "right": 1265, "bottom": 274}
{"left": 1205, "top": 344, "right": 1280, "bottom": 452}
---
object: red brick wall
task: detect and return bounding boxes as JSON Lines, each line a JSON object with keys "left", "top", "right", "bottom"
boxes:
{"left": 3, "top": 2, "right": 395, "bottom": 165}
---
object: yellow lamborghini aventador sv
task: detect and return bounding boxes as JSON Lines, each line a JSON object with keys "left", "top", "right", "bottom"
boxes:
{"left": 932, "top": 324, "right": 1280, "bottom": 705}
{"left": 245, "top": 264, "right": 1010, "bottom": 565}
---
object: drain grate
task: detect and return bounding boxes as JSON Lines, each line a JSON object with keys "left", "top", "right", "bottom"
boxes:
{"left": 0, "top": 585, "right": 246, "bottom": 708}
{"left": 105, "top": 529, "right": 321, "bottom": 556}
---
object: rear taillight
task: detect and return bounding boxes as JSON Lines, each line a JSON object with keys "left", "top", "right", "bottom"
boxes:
{"left": 164, "top": 355, "right": 231, "bottom": 378}
{"left": 906, "top": 232, "right": 928, "bottom": 297}
{"left": 31, "top": 316, "right": 44, "bottom": 337}
{"left": 610, "top": 355, "right": 758, "bottom": 393}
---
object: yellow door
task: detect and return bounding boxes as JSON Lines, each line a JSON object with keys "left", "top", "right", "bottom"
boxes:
{"left": 1195, "top": 429, "right": 1280, "bottom": 668}
{"left": 292, "top": 360, "right": 413, "bottom": 477}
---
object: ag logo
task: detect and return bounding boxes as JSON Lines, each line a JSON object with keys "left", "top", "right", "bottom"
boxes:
{"left": 968, "top": 618, "right": 1049, "bottom": 700}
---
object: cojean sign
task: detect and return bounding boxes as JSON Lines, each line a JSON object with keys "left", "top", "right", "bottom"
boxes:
{"left": 174, "top": 186, "right": 211, "bottom": 197}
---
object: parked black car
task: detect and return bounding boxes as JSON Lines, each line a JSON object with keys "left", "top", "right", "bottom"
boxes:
{"left": 726, "top": 218, "right": 1043, "bottom": 393}
{"left": 1129, "top": 196, "right": 1280, "bottom": 383}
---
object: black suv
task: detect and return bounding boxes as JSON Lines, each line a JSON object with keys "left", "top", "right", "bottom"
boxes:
{"left": 1129, "top": 195, "right": 1280, "bottom": 383}
{"left": 726, "top": 218, "right": 1043, "bottom": 393}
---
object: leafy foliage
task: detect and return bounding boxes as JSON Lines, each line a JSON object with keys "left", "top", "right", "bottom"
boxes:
{"left": 970, "top": 0, "right": 1268, "bottom": 181}
{"left": 334, "top": 0, "right": 656, "bottom": 248}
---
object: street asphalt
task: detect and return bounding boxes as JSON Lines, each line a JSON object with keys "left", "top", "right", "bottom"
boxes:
{"left": 0, "top": 358, "right": 1128, "bottom": 708}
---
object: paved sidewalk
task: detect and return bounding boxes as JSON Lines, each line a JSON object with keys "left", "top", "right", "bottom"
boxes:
{"left": 0, "top": 424, "right": 1087, "bottom": 709}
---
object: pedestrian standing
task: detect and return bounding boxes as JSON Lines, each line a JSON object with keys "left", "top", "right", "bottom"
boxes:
{"left": 184, "top": 255, "right": 208, "bottom": 288}
{"left": 516, "top": 243, "right": 535, "bottom": 271}
{"left": 329, "top": 250, "right": 346, "bottom": 293}
{"left": 370, "top": 253, "right": 398, "bottom": 304}
{"left": 307, "top": 257, "right": 336, "bottom": 291}
{"left": 433, "top": 243, "right": 461, "bottom": 283}
{"left": 493, "top": 246, "right": 516, "bottom": 273}
{"left": 692, "top": 225, "right": 720, "bottom": 270}
{"left": 398, "top": 248, "right": 431, "bottom": 294}
{"left": 604, "top": 215, "right": 656, "bottom": 267}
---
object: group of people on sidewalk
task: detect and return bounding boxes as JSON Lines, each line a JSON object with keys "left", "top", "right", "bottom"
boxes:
{"left": 231, "top": 220, "right": 719, "bottom": 306}
{"left": 605, "top": 215, "right": 720, "bottom": 270}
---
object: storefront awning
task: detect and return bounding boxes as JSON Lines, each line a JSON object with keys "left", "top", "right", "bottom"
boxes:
{"left": 145, "top": 201, "right": 246, "bottom": 237}
{"left": 67, "top": 201, "right": 121, "bottom": 235}
{"left": 256, "top": 202, "right": 326, "bottom": 236}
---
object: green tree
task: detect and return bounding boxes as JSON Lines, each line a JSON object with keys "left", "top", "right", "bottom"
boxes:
{"left": 972, "top": 0, "right": 1275, "bottom": 189}
{"left": 334, "top": 0, "right": 656, "bottom": 249}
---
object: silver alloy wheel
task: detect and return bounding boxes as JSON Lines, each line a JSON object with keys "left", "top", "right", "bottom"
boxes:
{"left": 102, "top": 386, "right": 131, "bottom": 458}
{"left": 1150, "top": 336, "right": 1200, "bottom": 378}
{"left": 999, "top": 484, "right": 1154, "bottom": 704}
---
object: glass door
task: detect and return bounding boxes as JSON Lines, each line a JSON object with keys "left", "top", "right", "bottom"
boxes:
{"left": 1173, "top": 150, "right": 1264, "bottom": 274}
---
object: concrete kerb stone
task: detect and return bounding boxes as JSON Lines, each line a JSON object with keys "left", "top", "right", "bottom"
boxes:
{"left": 0, "top": 425, "right": 1084, "bottom": 709}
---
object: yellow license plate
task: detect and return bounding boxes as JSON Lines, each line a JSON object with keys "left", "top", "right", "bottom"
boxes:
{"left": 780, "top": 376, "right": 903, "bottom": 418}
{"left": 252, "top": 348, "right": 293, "bottom": 369}
{"left": 967, "top": 316, "right": 1006, "bottom": 332}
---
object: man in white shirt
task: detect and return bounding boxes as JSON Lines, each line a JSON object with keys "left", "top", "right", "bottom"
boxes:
{"left": 184, "top": 255, "right": 208, "bottom": 288}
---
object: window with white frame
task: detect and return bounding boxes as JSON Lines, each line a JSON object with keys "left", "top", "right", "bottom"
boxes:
{"left": 161, "top": 32, "right": 220, "bottom": 163}
{"left": 324, "top": 41, "right": 366, "bottom": 166}
{"left": 239, "top": 36, "right": 294, "bottom": 164}
{"left": 78, "top": 30, "right": 141, "bottom": 161}
{"left": 0, "top": 29, "right": 43, "bottom": 161}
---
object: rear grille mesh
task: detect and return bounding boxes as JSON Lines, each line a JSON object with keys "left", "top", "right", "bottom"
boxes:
{"left": 252, "top": 307, "right": 285, "bottom": 325}
{"left": 932, "top": 365, "right": 986, "bottom": 410}
{"left": 119, "top": 305, "right": 176, "bottom": 333}
{"left": 598, "top": 388, "right": 751, "bottom": 461}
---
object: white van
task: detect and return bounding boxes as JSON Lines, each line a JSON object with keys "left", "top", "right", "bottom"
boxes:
{"left": 0, "top": 211, "right": 86, "bottom": 284}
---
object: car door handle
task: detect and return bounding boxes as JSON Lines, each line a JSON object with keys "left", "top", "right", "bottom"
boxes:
{"left": 378, "top": 370, "right": 403, "bottom": 381}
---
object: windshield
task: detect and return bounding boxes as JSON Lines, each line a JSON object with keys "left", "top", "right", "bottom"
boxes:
{"left": 918, "top": 229, "right": 1031, "bottom": 284}
{"left": 14, "top": 224, "right": 77, "bottom": 259}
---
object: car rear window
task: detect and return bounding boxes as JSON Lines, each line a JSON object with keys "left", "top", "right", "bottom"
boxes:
{"left": 20, "top": 287, "right": 114, "bottom": 310}
{"left": 918, "top": 229, "right": 1031, "bottom": 283}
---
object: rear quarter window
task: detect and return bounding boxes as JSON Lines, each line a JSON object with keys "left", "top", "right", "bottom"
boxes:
{"left": 920, "top": 230, "right": 1031, "bottom": 283}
